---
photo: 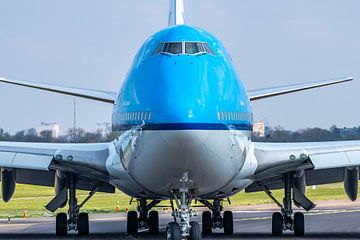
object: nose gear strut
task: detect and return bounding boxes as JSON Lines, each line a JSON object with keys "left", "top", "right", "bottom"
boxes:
{"left": 166, "top": 172, "right": 201, "bottom": 240}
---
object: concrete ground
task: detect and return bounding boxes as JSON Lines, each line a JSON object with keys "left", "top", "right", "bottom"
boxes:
{"left": 1, "top": 202, "right": 360, "bottom": 239}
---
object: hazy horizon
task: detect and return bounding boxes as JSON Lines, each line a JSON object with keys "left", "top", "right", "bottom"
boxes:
{"left": 0, "top": 0, "right": 359, "bottom": 133}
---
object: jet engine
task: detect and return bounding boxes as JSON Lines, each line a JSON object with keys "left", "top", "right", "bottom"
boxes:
{"left": 344, "top": 167, "right": 359, "bottom": 201}
{"left": 1, "top": 168, "right": 16, "bottom": 202}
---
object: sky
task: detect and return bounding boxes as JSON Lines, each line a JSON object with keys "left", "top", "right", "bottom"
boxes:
{"left": 0, "top": 0, "right": 359, "bottom": 133}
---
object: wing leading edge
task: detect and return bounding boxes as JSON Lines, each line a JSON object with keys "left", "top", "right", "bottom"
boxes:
{"left": 0, "top": 77, "right": 117, "bottom": 104}
{"left": 0, "top": 141, "right": 110, "bottom": 171}
{"left": 248, "top": 141, "right": 360, "bottom": 192}
{"left": 248, "top": 77, "right": 353, "bottom": 101}
{"left": 254, "top": 141, "right": 360, "bottom": 173}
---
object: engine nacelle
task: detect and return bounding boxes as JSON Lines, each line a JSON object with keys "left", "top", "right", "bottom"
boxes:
{"left": 344, "top": 167, "right": 359, "bottom": 201}
{"left": 1, "top": 168, "right": 16, "bottom": 202}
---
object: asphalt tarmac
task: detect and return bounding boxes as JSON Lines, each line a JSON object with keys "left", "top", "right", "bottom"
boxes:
{"left": 0, "top": 208, "right": 360, "bottom": 239}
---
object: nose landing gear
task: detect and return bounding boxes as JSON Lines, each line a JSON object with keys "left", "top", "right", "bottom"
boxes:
{"left": 166, "top": 172, "right": 201, "bottom": 240}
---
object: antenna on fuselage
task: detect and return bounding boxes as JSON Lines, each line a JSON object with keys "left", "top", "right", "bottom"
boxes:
{"left": 168, "top": 0, "right": 185, "bottom": 26}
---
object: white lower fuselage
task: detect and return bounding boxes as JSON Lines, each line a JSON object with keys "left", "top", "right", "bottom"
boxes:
{"left": 107, "top": 129, "right": 257, "bottom": 199}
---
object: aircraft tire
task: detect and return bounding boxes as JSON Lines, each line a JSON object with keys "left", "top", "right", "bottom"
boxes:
{"left": 166, "top": 222, "right": 181, "bottom": 240}
{"left": 190, "top": 221, "right": 202, "bottom": 240}
{"left": 272, "top": 212, "right": 283, "bottom": 236}
{"left": 294, "top": 212, "right": 305, "bottom": 236}
{"left": 223, "top": 211, "right": 233, "bottom": 235}
{"left": 127, "top": 211, "right": 138, "bottom": 234}
{"left": 202, "top": 211, "right": 212, "bottom": 234}
{"left": 78, "top": 212, "right": 89, "bottom": 236}
{"left": 148, "top": 210, "right": 159, "bottom": 234}
{"left": 56, "top": 213, "right": 67, "bottom": 236}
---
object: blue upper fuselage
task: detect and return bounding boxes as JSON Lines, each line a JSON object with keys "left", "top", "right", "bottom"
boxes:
{"left": 112, "top": 25, "right": 253, "bottom": 131}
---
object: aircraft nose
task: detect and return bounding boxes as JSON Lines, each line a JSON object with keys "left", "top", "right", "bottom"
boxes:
{"left": 132, "top": 125, "right": 243, "bottom": 197}
{"left": 159, "top": 130, "right": 209, "bottom": 150}
{"left": 158, "top": 94, "right": 209, "bottom": 149}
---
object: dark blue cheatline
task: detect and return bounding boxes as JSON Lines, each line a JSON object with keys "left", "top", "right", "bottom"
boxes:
{"left": 112, "top": 123, "right": 253, "bottom": 131}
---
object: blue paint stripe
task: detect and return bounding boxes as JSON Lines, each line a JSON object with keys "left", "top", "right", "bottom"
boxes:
{"left": 112, "top": 123, "right": 253, "bottom": 131}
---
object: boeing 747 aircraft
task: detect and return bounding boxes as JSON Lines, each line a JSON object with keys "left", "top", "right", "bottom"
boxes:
{"left": 0, "top": 1, "right": 358, "bottom": 239}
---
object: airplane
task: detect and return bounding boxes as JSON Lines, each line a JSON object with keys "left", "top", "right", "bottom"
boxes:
{"left": 0, "top": 0, "right": 358, "bottom": 239}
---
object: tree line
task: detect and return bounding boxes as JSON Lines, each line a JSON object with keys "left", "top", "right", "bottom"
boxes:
{"left": 0, "top": 127, "right": 112, "bottom": 143}
{"left": 0, "top": 125, "right": 359, "bottom": 143}
{"left": 253, "top": 125, "right": 360, "bottom": 142}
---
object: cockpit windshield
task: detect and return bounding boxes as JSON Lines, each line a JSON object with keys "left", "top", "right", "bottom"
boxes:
{"left": 153, "top": 42, "right": 215, "bottom": 56}
{"left": 164, "top": 42, "right": 183, "bottom": 54}
{"left": 185, "top": 42, "right": 204, "bottom": 54}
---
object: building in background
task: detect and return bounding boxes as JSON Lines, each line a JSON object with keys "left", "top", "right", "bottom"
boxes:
{"left": 253, "top": 122, "right": 266, "bottom": 137}
{"left": 37, "top": 122, "right": 60, "bottom": 138}
{"left": 339, "top": 127, "right": 358, "bottom": 138}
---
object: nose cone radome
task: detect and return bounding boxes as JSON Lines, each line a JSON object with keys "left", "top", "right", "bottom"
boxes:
{"left": 130, "top": 129, "right": 245, "bottom": 197}
{"left": 160, "top": 129, "right": 209, "bottom": 150}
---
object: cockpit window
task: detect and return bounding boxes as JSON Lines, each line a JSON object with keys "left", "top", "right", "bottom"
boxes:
{"left": 203, "top": 43, "right": 215, "bottom": 55}
{"left": 164, "top": 42, "right": 183, "bottom": 54}
{"left": 153, "top": 43, "right": 165, "bottom": 55}
{"left": 153, "top": 42, "right": 215, "bottom": 56}
{"left": 185, "top": 42, "right": 205, "bottom": 54}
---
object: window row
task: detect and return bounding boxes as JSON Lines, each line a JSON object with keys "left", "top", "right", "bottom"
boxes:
{"left": 119, "top": 112, "right": 152, "bottom": 122}
{"left": 153, "top": 42, "right": 215, "bottom": 56}
{"left": 217, "top": 111, "right": 252, "bottom": 121}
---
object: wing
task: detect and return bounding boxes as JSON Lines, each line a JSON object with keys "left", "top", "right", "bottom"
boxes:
{"left": 0, "top": 128, "right": 148, "bottom": 207}
{"left": 0, "top": 77, "right": 117, "bottom": 104}
{"left": 0, "top": 141, "right": 115, "bottom": 196}
{"left": 248, "top": 77, "right": 353, "bottom": 101}
{"left": 0, "top": 141, "right": 110, "bottom": 171}
{"left": 246, "top": 140, "right": 360, "bottom": 193}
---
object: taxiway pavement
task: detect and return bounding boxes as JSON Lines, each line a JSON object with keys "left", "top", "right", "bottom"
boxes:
{"left": 0, "top": 207, "right": 360, "bottom": 239}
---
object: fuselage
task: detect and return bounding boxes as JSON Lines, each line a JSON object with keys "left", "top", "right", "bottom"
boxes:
{"left": 108, "top": 25, "right": 256, "bottom": 199}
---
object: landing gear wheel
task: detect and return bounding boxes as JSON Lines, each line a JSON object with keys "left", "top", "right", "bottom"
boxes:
{"left": 202, "top": 211, "right": 212, "bottom": 234}
{"left": 166, "top": 222, "right": 181, "bottom": 240}
{"left": 127, "top": 211, "right": 138, "bottom": 234}
{"left": 190, "top": 221, "right": 202, "bottom": 240}
{"left": 56, "top": 213, "right": 67, "bottom": 236}
{"left": 223, "top": 211, "right": 233, "bottom": 235}
{"left": 148, "top": 210, "right": 159, "bottom": 234}
{"left": 272, "top": 212, "right": 283, "bottom": 236}
{"left": 78, "top": 212, "right": 89, "bottom": 236}
{"left": 294, "top": 212, "right": 305, "bottom": 236}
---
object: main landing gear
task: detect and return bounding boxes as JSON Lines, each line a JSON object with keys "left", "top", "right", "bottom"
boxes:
{"left": 127, "top": 198, "right": 161, "bottom": 235}
{"left": 199, "top": 199, "right": 233, "bottom": 235}
{"left": 55, "top": 174, "right": 96, "bottom": 236}
{"left": 264, "top": 172, "right": 315, "bottom": 237}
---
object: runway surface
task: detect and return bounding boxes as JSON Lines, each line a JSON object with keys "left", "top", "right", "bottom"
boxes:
{"left": 1, "top": 208, "right": 360, "bottom": 239}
